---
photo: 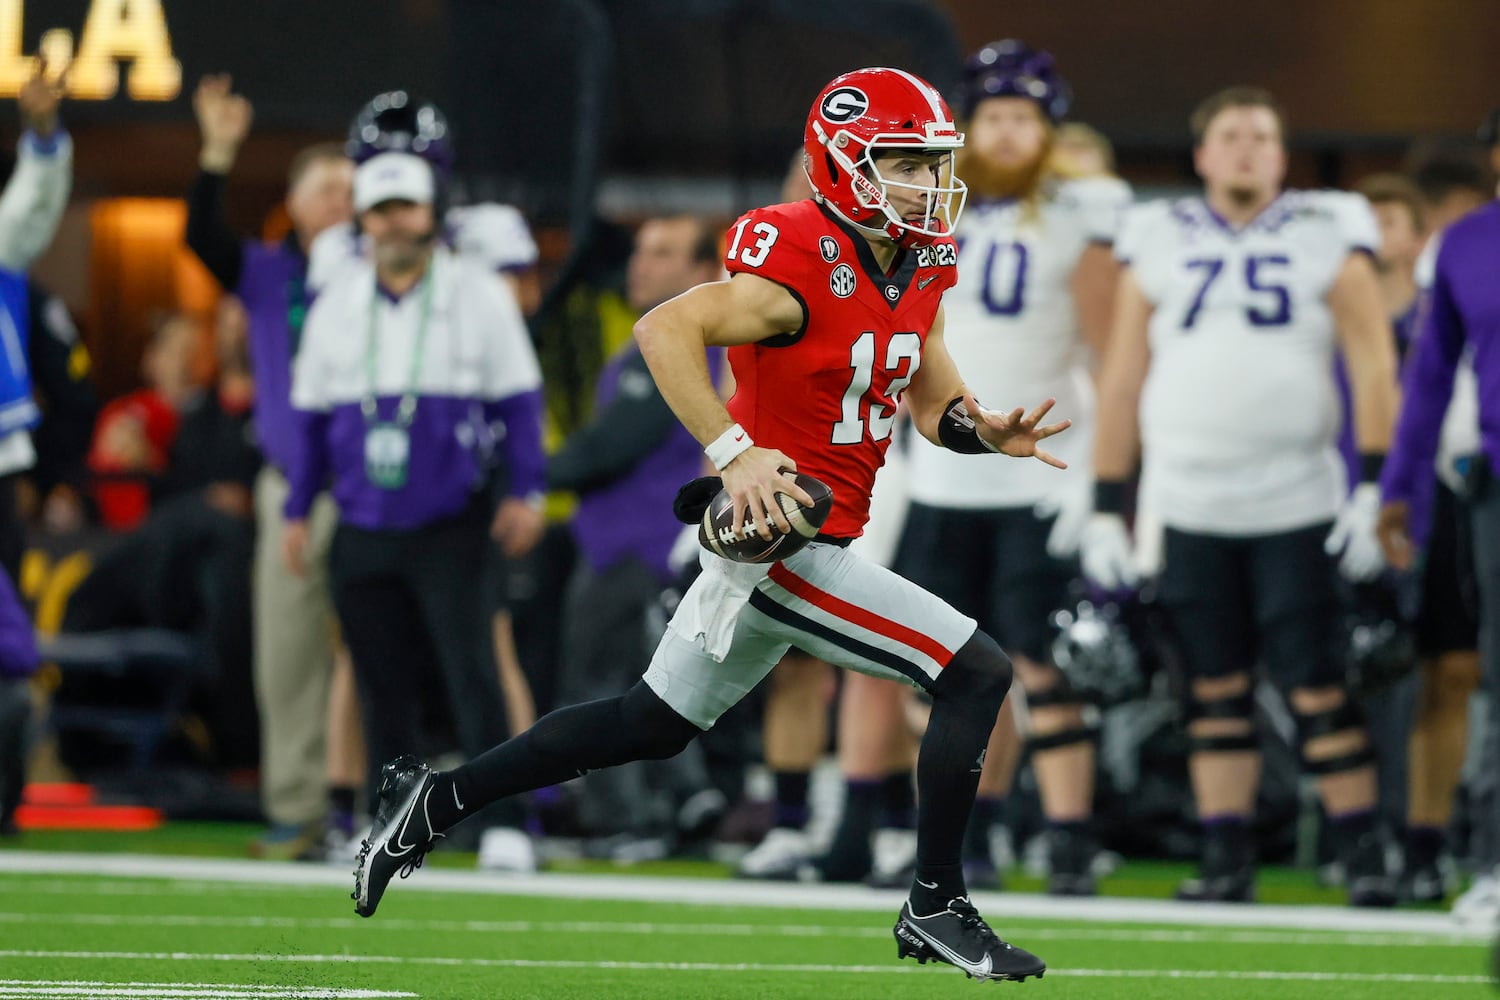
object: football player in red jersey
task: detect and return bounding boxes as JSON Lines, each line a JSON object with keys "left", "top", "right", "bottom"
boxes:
{"left": 351, "top": 67, "right": 1062, "bottom": 983}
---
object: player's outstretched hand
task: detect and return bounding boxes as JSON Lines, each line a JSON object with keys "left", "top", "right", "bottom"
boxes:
{"left": 722, "top": 446, "right": 815, "bottom": 542}
{"left": 967, "top": 394, "right": 1071, "bottom": 468}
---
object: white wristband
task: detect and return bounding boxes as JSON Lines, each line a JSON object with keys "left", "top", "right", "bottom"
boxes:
{"left": 705, "top": 423, "right": 753, "bottom": 471}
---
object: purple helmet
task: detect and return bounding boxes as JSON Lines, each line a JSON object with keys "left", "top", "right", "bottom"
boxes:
{"left": 957, "top": 40, "right": 1071, "bottom": 123}
{"left": 346, "top": 91, "right": 455, "bottom": 173}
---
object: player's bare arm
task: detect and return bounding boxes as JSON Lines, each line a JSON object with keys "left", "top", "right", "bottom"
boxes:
{"left": 634, "top": 271, "right": 815, "bottom": 540}
{"left": 1072, "top": 243, "right": 1121, "bottom": 368}
{"left": 1092, "top": 267, "right": 1153, "bottom": 480}
{"left": 1329, "top": 251, "right": 1404, "bottom": 568}
{"left": 905, "top": 305, "right": 1071, "bottom": 467}
{"left": 1328, "top": 251, "right": 1400, "bottom": 454}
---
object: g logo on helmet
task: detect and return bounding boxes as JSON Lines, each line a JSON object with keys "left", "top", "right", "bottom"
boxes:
{"left": 820, "top": 87, "right": 869, "bottom": 124}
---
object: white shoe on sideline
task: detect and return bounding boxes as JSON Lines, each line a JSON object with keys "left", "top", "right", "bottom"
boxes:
{"left": 1452, "top": 870, "right": 1500, "bottom": 925}
{"left": 324, "top": 824, "right": 369, "bottom": 866}
{"left": 735, "top": 827, "right": 815, "bottom": 880}
{"left": 870, "top": 827, "right": 918, "bottom": 883}
{"left": 477, "top": 826, "right": 538, "bottom": 873}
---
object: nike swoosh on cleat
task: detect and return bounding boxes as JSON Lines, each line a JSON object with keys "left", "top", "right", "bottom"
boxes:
{"left": 907, "top": 924, "right": 992, "bottom": 978}
{"left": 901, "top": 908, "right": 993, "bottom": 976}
{"left": 386, "top": 783, "right": 430, "bottom": 856}
{"left": 916, "top": 879, "right": 938, "bottom": 889}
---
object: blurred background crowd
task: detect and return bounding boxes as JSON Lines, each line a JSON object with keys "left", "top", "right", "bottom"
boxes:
{"left": 0, "top": 0, "right": 1496, "bottom": 925}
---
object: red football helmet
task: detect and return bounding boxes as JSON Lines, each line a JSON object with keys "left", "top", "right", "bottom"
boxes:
{"left": 803, "top": 67, "right": 967, "bottom": 249}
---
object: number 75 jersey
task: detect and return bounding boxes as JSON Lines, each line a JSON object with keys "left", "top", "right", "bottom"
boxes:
{"left": 722, "top": 199, "right": 958, "bottom": 539}
{"left": 1119, "top": 190, "right": 1380, "bottom": 534}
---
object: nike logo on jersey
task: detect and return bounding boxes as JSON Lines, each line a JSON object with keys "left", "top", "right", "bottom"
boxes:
{"left": 917, "top": 275, "right": 937, "bottom": 290}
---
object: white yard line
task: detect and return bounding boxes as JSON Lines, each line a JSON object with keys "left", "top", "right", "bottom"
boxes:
{"left": 0, "top": 952, "right": 1489, "bottom": 985}
{"left": 0, "top": 911, "right": 1485, "bottom": 948}
{"left": 0, "top": 984, "right": 413, "bottom": 999}
{"left": 0, "top": 850, "right": 1487, "bottom": 938}
{"left": 0, "top": 879, "right": 329, "bottom": 898}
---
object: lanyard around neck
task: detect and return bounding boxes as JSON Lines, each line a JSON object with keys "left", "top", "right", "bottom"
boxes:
{"left": 362, "top": 262, "right": 435, "bottom": 427}
{"left": 287, "top": 272, "right": 308, "bottom": 356}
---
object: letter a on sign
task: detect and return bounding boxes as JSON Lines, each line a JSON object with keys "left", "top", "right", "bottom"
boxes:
{"left": 69, "top": 0, "right": 181, "bottom": 100}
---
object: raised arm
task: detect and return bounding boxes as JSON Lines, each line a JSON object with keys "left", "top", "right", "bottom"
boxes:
{"left": 185, "top": 75, "right": 254, "bottom": 289}
{"left": 0, "top": 58, "right": 72, "bottom": 273}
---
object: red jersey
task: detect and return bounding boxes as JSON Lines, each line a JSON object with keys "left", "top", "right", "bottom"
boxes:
{"left": 88, "top": 389, "right": 181, "bottom": 531}
{"left": 724, "top": 200, "right": 958, "bottom": 538}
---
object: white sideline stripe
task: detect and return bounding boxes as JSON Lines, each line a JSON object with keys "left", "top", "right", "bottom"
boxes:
{"left": 0, "top": 911, "right": 1485, "bottom": 948}
{"left": 0, "top": 984, "right": 413, "bottom": 999}
{"left": 0, "top": 851, "right": 1483, "bottom": 939}
{"left": 0, "top": 995, "right": 411, "bottom": 999}
{"left": 0, "top": 880, "right": 331, "bottom": 898}
{"left": 0, "top": 953, "right": 1489, "bottom": 985}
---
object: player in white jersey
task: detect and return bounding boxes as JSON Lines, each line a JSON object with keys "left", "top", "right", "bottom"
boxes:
{"left": 890, "top": 41, "right": 1129, "bottom": 895}
{"left": 1083, "top": 87, "right": 1401, "bottom": 906}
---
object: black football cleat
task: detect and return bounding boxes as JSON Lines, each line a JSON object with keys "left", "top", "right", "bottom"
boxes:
{"left": 1399, "top": 860, "right": 1448, "bottom": 904}
{"left": 352, "top": 755, "right": 443, "bottom": 918}
{"left": 1175, "top": 868, "right": 1256, "bottom": 903}
{"left": 894, "top": 897, "right": 1046, "bottom": 982}
{"left": 1177, "top": 823, "right": 1256, "bottom": 902}
{"left": 1046, "top": 827, "right": 1098, "bottom": 897}
{"left": 1344, "top": 832, "right": 1398, "bottom": 908}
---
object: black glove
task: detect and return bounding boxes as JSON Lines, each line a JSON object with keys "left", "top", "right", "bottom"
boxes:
{"left": 672, "top": 476, "right": 723, "bottom": 525}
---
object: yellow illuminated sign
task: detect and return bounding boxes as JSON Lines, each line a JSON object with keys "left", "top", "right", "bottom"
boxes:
{"left": 0, "top": 0, "right": 181, "bottom": 100}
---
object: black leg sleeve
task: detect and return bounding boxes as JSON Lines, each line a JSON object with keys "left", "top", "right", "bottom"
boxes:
{"left": 434, "top": 680, "right": 702, "bottom": 833}
{"left": 913, "top": 630, "right": 1013, "bottom": 907}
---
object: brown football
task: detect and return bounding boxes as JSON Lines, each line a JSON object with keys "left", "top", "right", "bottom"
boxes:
{"left": 697, "top": 473, "right": 835, "bottom": 564}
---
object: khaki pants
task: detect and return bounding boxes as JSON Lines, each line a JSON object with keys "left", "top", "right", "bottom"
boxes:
{"left": 253, "top": 467, "right": 340, "bottom": 826}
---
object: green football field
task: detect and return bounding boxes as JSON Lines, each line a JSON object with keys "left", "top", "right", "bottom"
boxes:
{"left": 0, "top": 849, "right": 1495, "bottom": 999}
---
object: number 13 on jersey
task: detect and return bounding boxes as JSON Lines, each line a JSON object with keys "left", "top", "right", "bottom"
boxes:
{"left": 727, "top": 219, "right": 780, "bottom": 268}
{"left": 832, "top": 331, "right": 921, "bottom": 444}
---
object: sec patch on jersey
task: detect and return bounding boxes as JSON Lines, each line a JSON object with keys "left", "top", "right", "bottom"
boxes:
{"left": 696, "top": 473, "right": 834, "bottom": 564}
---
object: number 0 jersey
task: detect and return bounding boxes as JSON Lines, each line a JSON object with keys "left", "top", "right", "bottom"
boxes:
{"left": 907, "top": 177, "right": 1131, "bottom": 508}
{"left": 723, "top": 200, "right": 957, "bottom": 538}
{"left": 1119, "top": 190, "right": 1379, "bottom": 534}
